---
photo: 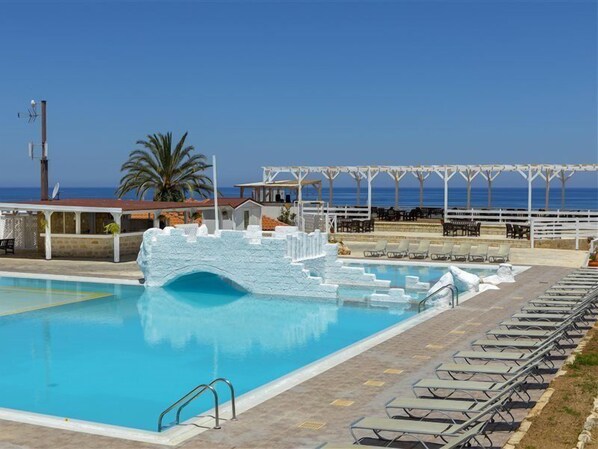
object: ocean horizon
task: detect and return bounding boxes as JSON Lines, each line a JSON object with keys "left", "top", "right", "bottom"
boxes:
{"left": 0, "top": 186, "right": 596, "bottom": 210}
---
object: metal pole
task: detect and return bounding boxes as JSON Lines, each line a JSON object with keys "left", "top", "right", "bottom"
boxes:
{"left": 487, "top": 176, "right": 492, "bottom": 208}
{"left": 356, "top": 175, "right": 361, "bottom": 206}
{"left": 212, "top": 155, "right": 219, "bottom": 232}
{"left": 40, "top": 100, "right": 49, "bottom": 201}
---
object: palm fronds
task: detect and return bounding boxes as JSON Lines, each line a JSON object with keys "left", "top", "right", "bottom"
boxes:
{"left": 116, "top": 132, "right": 213, "bottom": 201}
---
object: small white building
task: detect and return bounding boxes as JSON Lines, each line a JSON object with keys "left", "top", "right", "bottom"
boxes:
{"left": 198, "top": 198, "right": 263, "bottom": 233}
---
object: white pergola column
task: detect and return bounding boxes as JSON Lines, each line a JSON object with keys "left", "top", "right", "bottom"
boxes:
{"left": 435, "top": 168, "right": 456, "bottom": 220}
{"left": 292, "top": 168, "right": 308, "bottom": 204}
{"left": 558, "top": 169, "right": 575, "bottom": 209}
{"left": 43, "top": 211, "right": 53, "bottom": 260}
{"left": 75, "top": 211, "right": 81, "bottom": 234}
{"left": 111, "top": 212, "right": 121, "bottom": 263}
{"left": 412, "top": 170, "right": 430, "bottom": 208}
{"left": 349, "top": 170, "right": 364, "bottom": 206}
{"left": 387, "top": 170, "right": 406, "bottom": 209}
{"left": 458, "top": 168, "right": 481, "bottom": 209}
{"left": 153, "top": 210, "right": 162, "bottom": 228}
{"left": 538, "top": 167, "right": 559, "bottom": 210}
{"left": 518, "top": 165, "right": 542, "bottom": 220}
{"left": 480, "top": 169, "right": 502, "bottom": 208}
{"left": 366, "top": 168, "right": 379, "bottom": 218}
{"left": 323, "top": 169, "right": 340, "bottom": 206}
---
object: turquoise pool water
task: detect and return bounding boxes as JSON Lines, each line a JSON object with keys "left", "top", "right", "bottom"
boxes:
{"left": 0, "top": 274, "right": 415, "bottom": 432}
{"left": 346, "top": 262, "right": 496, "bottom": 299}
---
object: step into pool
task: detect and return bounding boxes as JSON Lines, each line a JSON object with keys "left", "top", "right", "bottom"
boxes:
{"left": 0, "top": 273, "right": 417, "bottom": 432}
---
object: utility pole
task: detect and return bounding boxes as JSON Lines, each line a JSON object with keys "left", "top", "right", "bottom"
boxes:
{"left": 19, "top": 99, "right": 49, "bottom": 200}
{"left": 40, "top": 100, "right": 48, "bottom": 201}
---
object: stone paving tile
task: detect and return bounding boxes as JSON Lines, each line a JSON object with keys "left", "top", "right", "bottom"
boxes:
{"left": 0, "top": 266, "right": 576, "bottom": 449}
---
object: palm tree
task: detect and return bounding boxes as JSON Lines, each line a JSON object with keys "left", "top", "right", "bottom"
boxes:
{"left": 116, "top": 132, "right": 212, "bottom": 201}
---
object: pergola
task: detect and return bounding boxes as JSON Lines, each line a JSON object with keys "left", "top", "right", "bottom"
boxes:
{"left": 262, "top": 164, "right": 598, "bottom": 218}
{"left": 0, "top": 199, "right": 209, "bottom": 262}
{"left": 234, "top": 179, "right": 322, "bottom": 203}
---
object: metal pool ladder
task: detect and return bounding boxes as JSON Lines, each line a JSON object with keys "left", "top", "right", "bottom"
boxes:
{"left": 157, "top": 377, "right": 237, "bottom": 432}
{"left": 417, "top": 285, "right": 459, "bottom": 313}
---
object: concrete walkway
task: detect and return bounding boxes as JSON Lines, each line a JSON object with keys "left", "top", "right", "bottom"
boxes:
{"left": 0, "top": 266, "right": 573, "bottom": 449}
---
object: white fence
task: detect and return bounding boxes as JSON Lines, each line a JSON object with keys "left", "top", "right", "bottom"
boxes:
{"left": 446, "top": 208, "right": 598, "bottom": 223}
{"left": 531, "top": 218, "right": 598, "bottom": 249}
{"left": 284, "top": 229, "right": 327, "bottom": 262}
{"left": 298, "top": 201, "right": 370, "bottom": 232}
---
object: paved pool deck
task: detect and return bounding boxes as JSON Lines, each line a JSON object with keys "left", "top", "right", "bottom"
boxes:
{"left": 0, "top": 264, "right": 577, "bottom": 449}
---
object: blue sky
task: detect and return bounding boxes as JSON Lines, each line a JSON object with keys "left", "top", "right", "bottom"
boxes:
{"left": 1, "top": 0, "right": 596, "bottom": 189}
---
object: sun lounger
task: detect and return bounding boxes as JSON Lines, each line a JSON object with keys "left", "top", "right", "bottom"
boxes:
{"left": 408, "top": 240, "right": 430, "bottom": 259}
{"left": 436, "top": 350, "right": 549, "bottom": 382}
{"left": 387, "top": 240, "right": 409, "bottom": 258}
{"left": 411, "top": 365, "right": 534, "bottom": 400}
{"left": 350, "top": 401, "right": 501, "bottom": 448}
{"left": 320, "top": 421, "right": 488, "bottom": 449}
{"left": 488, "top": 244, "right": 510, "bottom": 263}
{"left": 469, "top": 244, "right": 488, "bottom": 262}
{"left": 364, "top": 240, "right": 387, "bottom": 257}
{"left": 451, "top": 243, "right": 471, "bottom": 261}
{"left": 430, "top": 242, "right": 454, "bottom": 260}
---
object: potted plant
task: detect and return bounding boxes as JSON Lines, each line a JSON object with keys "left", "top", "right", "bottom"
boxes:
{"left": 104, "top": 222, "right": 121, "bottom": 235}
{"left": 589, "top": 249, "right": 598, "bottom": 267}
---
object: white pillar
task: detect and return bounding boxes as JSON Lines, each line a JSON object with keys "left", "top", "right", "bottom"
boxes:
{"left": 112, "top": 212, "right": 121, "bottom": 263}
{"left": 213, "top": 155, "right": 219, "bottom": 232}
{"left": 297, "top": 169, "right": 303, "bottom": 204}
{"left": 527, "top": 166, "right": 533, "bottom": 221}
{"left": 443, "top": 170, "right": 449, "bottom": 220}
{"left": 367, "top": 168, "right": 372, "bottom": 218}
{"left": 75, "top": 211, "right": 81, "bottom": 234}
{"left": 153, "top": 210, "right": 162, "bottom": 228}
{"left": 43, "top": 211, "right": 53, "bottom": 260}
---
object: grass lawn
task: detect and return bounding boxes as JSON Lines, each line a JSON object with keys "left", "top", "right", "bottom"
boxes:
{"left": 518, "top": 326, "right": 598, "bottom": 449}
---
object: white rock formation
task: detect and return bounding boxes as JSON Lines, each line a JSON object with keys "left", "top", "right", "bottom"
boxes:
{"left": 449, "top": 266, "right": 480, "bottom": 293}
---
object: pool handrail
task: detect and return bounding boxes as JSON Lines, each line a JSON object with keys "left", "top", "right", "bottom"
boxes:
{"left": 157, "top": 377, "right": 237, "bottom": 432}
{"left": 417, "top": 285, "right": 459, "bottom": 313}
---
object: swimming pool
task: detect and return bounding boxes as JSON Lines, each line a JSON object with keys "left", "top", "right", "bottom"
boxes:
{"left": 345, "top": 262, "right": 497, "bottom": 300}
{"left": 0, "top": 273, "right": 416, "bottom": 433}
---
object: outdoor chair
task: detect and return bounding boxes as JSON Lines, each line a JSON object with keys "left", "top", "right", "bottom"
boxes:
{"left": 505, "top": 223, "right": 515, "bottom": 238}
{"left": 442, "top": 220, "right": 455, "bottom": 236}
{"left": 451, "top": 243, "right": 471, "bottom": 261}
{"left": 469, "top": 244, "right": 488, "bottom": 262}
{"left": 364, "top": 240, "right": 387, "bottom": 257}
{"left": 408, "top": 240, "right": 430, "bottom": 259}
{"left": 488, "top": 244, "right": 510, "bottom": 263}
{"left": 318, "top": 422, "right": 488, "bottom": 449}
{"left": 430, "top": 242, "right": 454, "bottom": 260}
{"left": 0, "top": 239, "right": 15, "bottom": 255}
{"left": 387, "top": 240, "right": 410, "bottom": 258}
{"left": 467, "top": 221, "right": 481, "bottom": 237}
{"left": 350, "top": 389, "right": 508, "bottom": 449}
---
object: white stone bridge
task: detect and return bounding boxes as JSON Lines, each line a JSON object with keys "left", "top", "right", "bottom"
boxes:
{"left": 137, "top": 225, "right": 410, "bottom": 301}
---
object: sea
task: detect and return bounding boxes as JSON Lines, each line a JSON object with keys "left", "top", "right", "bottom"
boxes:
{"left": 0, "top": 186, "right": 596, "bottom": 210}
